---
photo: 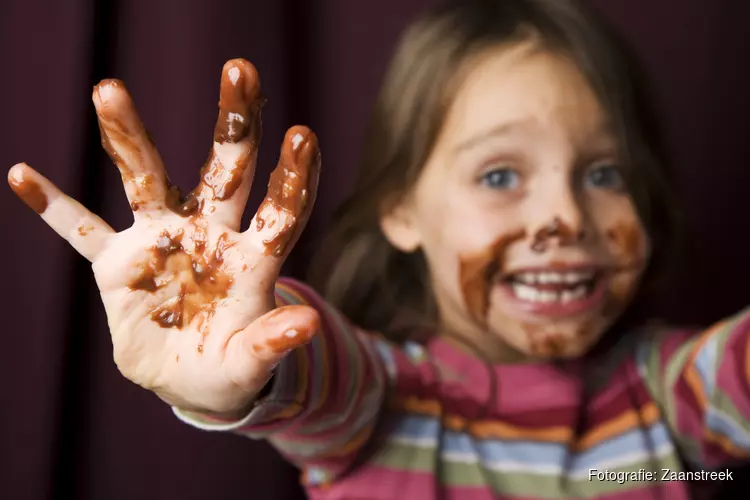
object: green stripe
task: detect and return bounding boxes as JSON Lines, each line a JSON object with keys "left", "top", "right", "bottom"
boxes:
{"left": 663, "top": 335, "right": 696, "bottom": 423}
{"left": 713, "top": 387, "right": 750, "bottom": 437}
{"left": 275, "top": 286, "right": 299, "bottom": 305}
{"left": 639, "top": 329, "right": 665, "bottom": 409}
{"left": 709, "top": 320, "right": 734, "bottom": 375}
{"left": 371, "top": 441, "right": 683, "bottom": 497}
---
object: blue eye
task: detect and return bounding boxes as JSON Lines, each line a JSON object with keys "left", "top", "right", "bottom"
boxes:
{"left": 481, "top": 168, "right": 520, "bottom": 190}
{"left": 585, "top": 165, "right": 625, "bottom": 191}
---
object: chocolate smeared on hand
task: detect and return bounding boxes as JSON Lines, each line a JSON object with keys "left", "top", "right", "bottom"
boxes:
{"left": 128, "top": 230, "right": 235, "bottom": 331}
{"left": 256, "top": 127, "right": 321, "bottom": 257}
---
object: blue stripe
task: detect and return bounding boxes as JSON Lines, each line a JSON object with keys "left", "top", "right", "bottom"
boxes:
{"left": 705, "top": 407, "right": 750, "bottom": 450}
{"left": 693, "top": 333, "right": 719, "bottom": 398}
{"left": 391, "top": 413, "right": 442, "bottom": 442}
{"left": 390, "top": 414, "right": 673, "bottom": 472}
{"left": 374, "top": 338, "right": 398, "bottom": 382}
{"left": 275, "top": 286, "right": 299, "bottom": 305}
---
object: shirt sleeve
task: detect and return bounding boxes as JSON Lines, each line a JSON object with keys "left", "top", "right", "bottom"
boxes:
{"left": 637, "top": 306, "right": 750, "bottom": 468}
{"left": 173, "top": 277, "right": 409, "bottom": 485}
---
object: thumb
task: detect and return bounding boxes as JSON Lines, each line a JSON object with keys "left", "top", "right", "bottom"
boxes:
{"left": 224, "top": 305, "right": 320, "bottom": 391}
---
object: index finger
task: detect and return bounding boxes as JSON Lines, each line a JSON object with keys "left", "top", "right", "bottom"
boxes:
{"left": 245, "top": 126, "right": 321, "bottom": 260}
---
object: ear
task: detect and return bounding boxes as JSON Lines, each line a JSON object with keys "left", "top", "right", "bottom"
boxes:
{"left": 379, "top": 198, "right": 421, "bottom": 253}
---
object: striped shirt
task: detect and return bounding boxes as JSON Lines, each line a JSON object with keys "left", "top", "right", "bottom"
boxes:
{"left": 175, "top": 278, "right": 750, "bottom": 499}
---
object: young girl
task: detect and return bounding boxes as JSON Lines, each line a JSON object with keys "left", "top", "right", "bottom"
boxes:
{"left": 8, "top": 0, "right": 750, "bottom": 498}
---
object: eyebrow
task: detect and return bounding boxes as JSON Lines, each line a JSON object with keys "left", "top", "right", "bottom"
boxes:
{"left": 451, "top": 118, "right": 617, "bottom": 155}
{"left": 452, "top": 119, "right": 532, "bottom": 154}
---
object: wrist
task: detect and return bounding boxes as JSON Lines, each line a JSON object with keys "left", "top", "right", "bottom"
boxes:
{"left": 179, "top": 374, "right": 276, "bottom": 422}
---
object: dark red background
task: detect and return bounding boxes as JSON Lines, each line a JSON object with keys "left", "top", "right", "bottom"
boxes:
{"left": 1, "top": 0, "right": 748, "bottom": 498}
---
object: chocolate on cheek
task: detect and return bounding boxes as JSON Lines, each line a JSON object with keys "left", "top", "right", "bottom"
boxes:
{"left": 600, "top": 219, "right": 646, "bottom": 318}
{"left": 606, "top": 220, "right": 645, "bottom": 267}
{"left": 458, "top": 229, "right": 526, "bottom": 322}
{"left": 9, "top": 175, "right": 48, "bottom": 214}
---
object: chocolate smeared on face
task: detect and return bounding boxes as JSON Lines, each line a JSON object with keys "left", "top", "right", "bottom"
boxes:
{"left": 606, "top": 220, "right": 644, "bottom": 267}
{"left": 256, "top": 128, "right": 321, "bottom": 257}
{"left": 127, "top": 230, "right": 235, "bottom": 330}
{"left": 459, "top": 229, "right": 526, "bottom": 322}
{"left": 523, "top": 326, "right": 570, "bottom": 357}
{"left": 531, "top": 216, "right": 582, "bottom": 253}
{"left": 599, "top": 219, "right": 647, "bottom": 316}
{"left": 9, "top": 172, "right": 48, "bottom": 214}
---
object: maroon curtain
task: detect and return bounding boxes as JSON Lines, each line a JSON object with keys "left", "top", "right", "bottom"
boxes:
{"left": 1, "top": 0, "right": 748, "bottom": 499}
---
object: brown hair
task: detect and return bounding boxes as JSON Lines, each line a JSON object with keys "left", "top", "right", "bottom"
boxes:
{"left": 308, "top": 0, "right": 682, "bottom": 341}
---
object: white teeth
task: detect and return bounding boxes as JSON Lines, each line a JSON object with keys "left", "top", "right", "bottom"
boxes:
{"left": 539, "top": 290, "right": 557, "bottom": 302}
{"left": 538, "top": 273, "right": 557, "bottom": 284}
{"left": 560, "top": 285, "right": 587, "bottom": 303}
{"left": 514, "top": 270, "right": 594, "bottom": 286}
{"left": 517, "top": 272, "right": 538, "bottom": 284}
{"left": 563, "top": 271, "right": 595, "bottom": 283}
{"left": 511, "top": 283, "right": 589, "bottom": 303}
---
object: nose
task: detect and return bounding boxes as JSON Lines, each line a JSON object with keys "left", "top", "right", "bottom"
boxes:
{"left": 528, "top": 182, "right": 586, "bottom": 252}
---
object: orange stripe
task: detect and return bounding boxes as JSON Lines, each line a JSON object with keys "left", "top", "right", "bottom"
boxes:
{"left": 315, "top": 420, "right": 378, "bottom": 458}
{"left": 294, "top": 346, "right": 309, "bottom": 404}
{"left": 274, "top": 283, "right": 295, "bottom": 306}
{"left": 393, "top": 396, "right": 442, "bottom": 416}
{"left": 391, "top": 396, "right": 662, "bottom": 447}
{"left": 279, "top": 284, "right": 332, "bottom": 413}
{"left": 455, "top": 416, "right": 573, "bottom": 442}
{"left": 683, "top": 321, "right": 726, "bottom": 412}
{"left": 274, "top": 401, "right": 304, "bottom": 420}
{"left": 705, "top": 428, "right": 750, "bottom": 459}
{"left": 391, "top": 396, "right": 572, "bottom": 442}
{"left": 576, "top": 401, "right": 660, "bottom": 450}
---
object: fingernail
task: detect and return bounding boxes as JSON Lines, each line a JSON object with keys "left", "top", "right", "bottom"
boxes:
{"left": 8, "top": 166, "right": 48, "bottom": 214}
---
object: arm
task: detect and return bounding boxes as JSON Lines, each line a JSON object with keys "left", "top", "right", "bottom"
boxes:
{"left": 174, "top": 277, "right": 399, "bottom": 484}
{"left": 638, "top": 306, "right": 750, "bottom": 468}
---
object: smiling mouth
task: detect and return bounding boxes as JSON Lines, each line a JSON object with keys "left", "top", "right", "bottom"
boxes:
{"left": 504, "top": 269, "right": 597, "bottom": 302}
{"left": 495, "top": 266, "right": 606, "bottom": 317}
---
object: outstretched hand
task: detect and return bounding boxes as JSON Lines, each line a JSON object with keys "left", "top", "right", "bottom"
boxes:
{"left": 8, "top": 59, "right": 322, "bottom": 419}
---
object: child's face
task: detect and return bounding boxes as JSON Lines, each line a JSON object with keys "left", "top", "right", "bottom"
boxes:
{"left": 381, "top": 43, "right": 650, "bottom": 362}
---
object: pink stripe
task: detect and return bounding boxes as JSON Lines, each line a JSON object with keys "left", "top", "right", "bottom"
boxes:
{"left": 715, "top": 313, "right": 750, "bottom": 417}
{"left": 304, "top": 465, "right": 693, "bottom": 500}
{"left": 306, "top": 467, "right": 433, "bottom": 500}
{"left": 673, "top": 376, "right": 707, "bottom": 441}
{"left": 598, "top": 480, "right": 691, "bottom": 500}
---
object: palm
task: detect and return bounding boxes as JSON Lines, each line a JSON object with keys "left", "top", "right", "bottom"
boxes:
{"left": 8, "top": 59, "right": 322, "bottom": 417}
